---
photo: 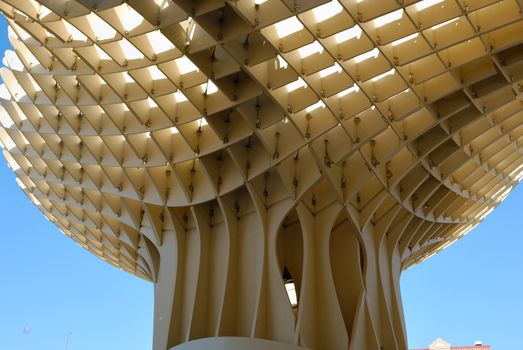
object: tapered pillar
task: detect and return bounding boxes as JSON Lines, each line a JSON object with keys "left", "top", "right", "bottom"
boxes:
{"left": 151, "top": 191, "right": 408, "bottom": 350}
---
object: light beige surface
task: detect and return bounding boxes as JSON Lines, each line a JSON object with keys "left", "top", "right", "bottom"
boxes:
{"left": 0, "top": 1, "right": 522, "bottom": 349}
{"left": 170, "top": 336, "right": 311, "bottom": 350}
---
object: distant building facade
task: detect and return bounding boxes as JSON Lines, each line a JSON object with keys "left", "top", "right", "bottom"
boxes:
{"left": 412, "top": 338, "right": 490, "bottom": 350}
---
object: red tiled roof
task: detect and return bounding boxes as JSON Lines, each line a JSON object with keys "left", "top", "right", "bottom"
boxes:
{"left": 411, "top": 346, "right": 490, "bottom": 350}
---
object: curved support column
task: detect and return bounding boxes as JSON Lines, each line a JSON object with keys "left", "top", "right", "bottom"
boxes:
{"left": 153, "top": 198, "right": 407, "bottom": 350}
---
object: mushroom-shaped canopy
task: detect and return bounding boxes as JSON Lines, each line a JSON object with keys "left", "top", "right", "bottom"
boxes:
{"left": 0, "top": 0, "right": 522, "bottom": 283}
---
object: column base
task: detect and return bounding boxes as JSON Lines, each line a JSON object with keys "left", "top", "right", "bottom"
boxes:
{"left": 170, "top": 337, "right": 311, "bottom": 350}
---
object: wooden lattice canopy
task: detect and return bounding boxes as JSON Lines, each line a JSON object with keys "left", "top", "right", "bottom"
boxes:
{"left": 0, "top": 1, "right": 521, "bottom": 349}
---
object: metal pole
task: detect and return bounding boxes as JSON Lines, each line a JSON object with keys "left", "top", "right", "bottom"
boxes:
{"left": 66, "top": 332, "right": 72, "bottom": 350}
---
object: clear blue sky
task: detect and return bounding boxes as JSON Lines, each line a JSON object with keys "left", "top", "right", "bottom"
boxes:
{"left": 402, "top": 181, "right": 523, "bottom": 349}
{"left": 0, "top": 16, "right": 522, "bottom": 350}
{"left": 0, "top": 159, "right": 153, "bottom": 350}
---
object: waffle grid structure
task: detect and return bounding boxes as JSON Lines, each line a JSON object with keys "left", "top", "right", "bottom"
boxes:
{"left": 1, "top": 1, "right": 522, "bottom": 349}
